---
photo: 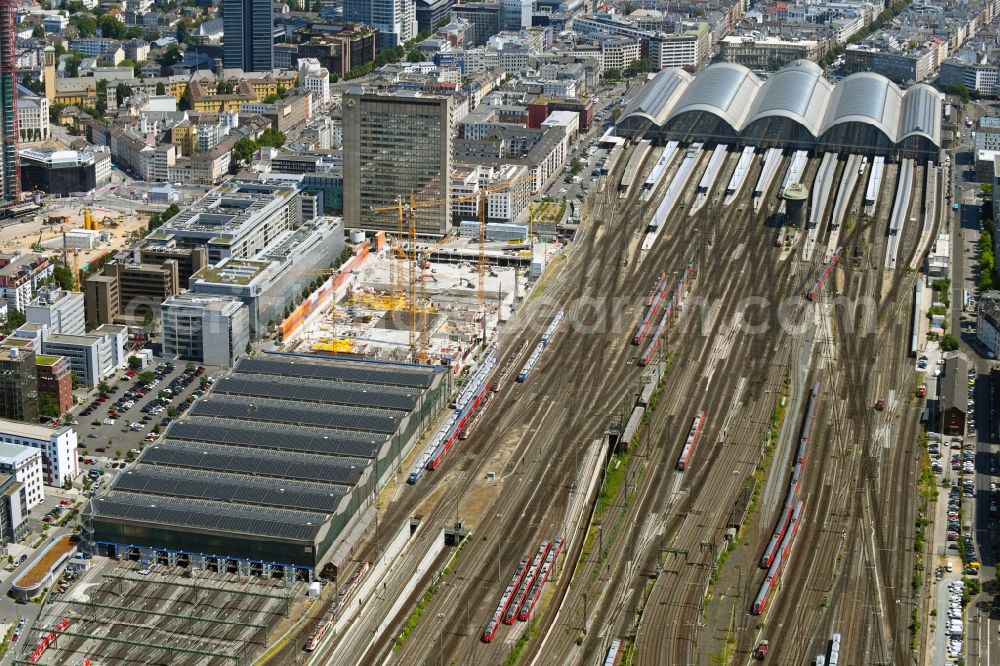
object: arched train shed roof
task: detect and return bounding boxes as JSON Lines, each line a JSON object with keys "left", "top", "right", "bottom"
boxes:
{"left": 820, "top": 72, "right": 902, "bottom": 144}
{"left": 744, "top": 59, "right": 832, "bottom": 138}
{"left": 617, "top": 68, "right": 691, "bottom": 133}
{"left": 663, "top": 62, "right": 762, "bottom": 134}
{"left": 615, "top": 60, "right": 943, "bottom": 156}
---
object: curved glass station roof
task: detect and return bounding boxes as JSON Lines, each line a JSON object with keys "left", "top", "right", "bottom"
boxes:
{"left": 617, "top": 60, "right": 942, "bottom": 155}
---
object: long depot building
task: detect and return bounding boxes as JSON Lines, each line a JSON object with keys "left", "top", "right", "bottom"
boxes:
{"left": 83, "top": 355, "right": 446, "bottom": 581}
{"left": 616, "top": 59, "right": 941, "bottom": 160}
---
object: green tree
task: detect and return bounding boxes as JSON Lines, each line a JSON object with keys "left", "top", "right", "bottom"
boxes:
{"left": 603, "top": 68, "right": 623, "bottom": 82}
{"left": 128, "top": 356, "right": 142, "bottom": 370}
{"left": 95, "top": 79, "right": 108, "bottom": 116}
{"left": 0, "top": 308, "right": 25, "bottom": 334}
{"left": 31, "top": 23, "right": 45, "bottom": 39}
{"left": 70, "top": 15, "right": 97, "bottom": 38}
{"left": 155, "top": 81, "right": 166, "bottom": 95}
{"left": 261, "top": 92, "right": 281, "bottom": 103}
{"left": 38, "top": 394, "right": 59, "bottom": 418}
{"left": 233, "top": 136, "right": 256, "bottom": 164}
{"left": 258, "top": 128, "right": 285, "bottom": 148}
{"left": 98, "top": 15, "right": 126, "bottom": 40}
{"left": 138, "top": 371, "right": 155, "bottom": 384}
{"left": 97, "top": 381, "right": 110, "bottom": 394}
{"left": 157, "top": 44, "right": 183, "bottom": 68}
{"left": 115, "top": 82, "right": 133, "bottom": 108}
{"left": 176, "top": 21, "right": 189, "bottom": 44}
{"left": 625, "top": 58, "right": 652, "bottom": 77}
{"left": 65, "top": 52, "right": 83, "bottom": 78}
{"left": 53, "top": 264, "right": 74, "bottom": 290}
{"left": 941, "top": 334, "right": 960, "bottom": 351}
{"left": 407, "top": 49, "right": 422, "bottom": 63}
{"left": 161, "top": 203, "right": 180, "bottom": 223}
{"left": 216, "top": 80, "right": 235, "bottom": 94}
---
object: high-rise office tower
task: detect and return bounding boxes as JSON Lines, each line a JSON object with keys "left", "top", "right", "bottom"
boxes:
{"left": 343, "top": 0, "right": 417, "bottom": 47}
{"left": 343, "top": 89, "right": 451, "bottom": 237}
{"left": 0, "top": 0, "right": 19, "bottom": 206}
{"left": 222, "top": 0, "right": 274, "bottom": 72}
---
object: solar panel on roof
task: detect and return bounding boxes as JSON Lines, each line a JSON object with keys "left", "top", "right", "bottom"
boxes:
{"left": 237, "top": 356, "right": 434, "bottom": 388}
{"left": 141, "top": 443, "right": 366, "bottom": 486}
{"left": 113, "top": 467, "right": 345, "bottom": 514}
{"left": 189, "top": 397, "right": 400, "bottom": 433}
{"left": 213, "top": 376, "right": 418, "bottom": 411}
{"left": 167, "top": 420, "right": 383, "bottom": 460}
{"left": 91, "top": 495, "right": 324, "bottom": 541}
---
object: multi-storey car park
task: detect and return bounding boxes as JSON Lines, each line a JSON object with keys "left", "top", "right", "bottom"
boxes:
{"left": 616, "top": 59, "right": 941, "bottom": 160}
{"left": 82, "top": 355, "right": 447, "bottom": 581}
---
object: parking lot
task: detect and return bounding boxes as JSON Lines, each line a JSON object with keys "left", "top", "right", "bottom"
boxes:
{"left": 69, "top": 361, "right": 215, "bottom": 491}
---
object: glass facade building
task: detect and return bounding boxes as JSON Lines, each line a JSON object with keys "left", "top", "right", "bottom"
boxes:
{"left": 222, "top": 0, "right": 274, "bottom": 72}
{"left": 343, "top": 91, "right": 451, "bottom": 237}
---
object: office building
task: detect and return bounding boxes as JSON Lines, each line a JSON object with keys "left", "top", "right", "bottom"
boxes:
{"left": 101, "top": 261, "right": 180, "bottom": 320}
{"left": 0, "top": 442, "right": 43, "bottom": 510}
{"left": 0, "top": 473, "right": 27, "bottom": 543}
{"left": 222, "top": 0, "right": 274, "bottom": 72}
{"left": 501, "top": 0, "right": 531, "bottom": 31}
{"left": 35, "top": 355, "right": 73, "bottom": 417}
{"left": 0, "top": 253, "right": 53, "bottom": 312}
{"left": 144, "top": 180, "right": 304, "bottom": 264}
{"left": 25, "top": 288, "right": 86, "bottom": 336}
{"left": 35, "top": 325, "right": 126, "bottom": 388}
{"left": 16, "top": 84, "right": 49, "bottom": 144}
{"left": 84, "top": 274, "right": 119, "bottom": 326}
{"left": 0, "top": 0, "right": 20, "bottom": 208}
{"left": 190, "top": 216, "right": 344, "bottom": 337}
{"left": 416, "top": 0, "right": 454, "bottom": 34}
{"left": 0, "top": 419, "right": 77, "bottom": 488}
{"left": 344, "top": 0, "right": 417, "bottom": 47}
{"left": 0, "top": 347, "right": 37, "bottom": 423}
{"left": 162, "top": 294, "right": 250, "bottom": 366}
{"left": 19, "top": 148, "right": 112, "bottom": 197}
{"left": 451, "top": 3, "right": 501, "bottom": 46}
{"left": 344, "top": 90, "right": 451, "bottom": 237}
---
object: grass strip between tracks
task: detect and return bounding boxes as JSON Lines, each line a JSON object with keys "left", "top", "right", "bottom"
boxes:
{"left": 702, "top": 385, "right": 788, "bottom": 622}
{"left": 392, "top": 533, "right": 470, "bottom": 652}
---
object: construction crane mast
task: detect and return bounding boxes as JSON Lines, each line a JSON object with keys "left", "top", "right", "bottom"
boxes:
{"left": 371, "top": 170, "right": 535, "bottom": 361}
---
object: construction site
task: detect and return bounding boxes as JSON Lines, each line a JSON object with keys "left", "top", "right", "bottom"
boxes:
{"left": 280, "top": 191, "right": 561, "bottom": 371}
{"left": 0, "top": 204, "right": 148, "bottom": 274}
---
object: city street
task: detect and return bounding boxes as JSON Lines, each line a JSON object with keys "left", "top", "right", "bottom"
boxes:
{"left": 946, "top": 101, "right": 1000, "bottom": 666}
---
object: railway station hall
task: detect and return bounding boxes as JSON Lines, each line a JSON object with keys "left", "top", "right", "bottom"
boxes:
{"left": 616, "top": 59, "right": 942, "bottom": 161}
{"left": 83, "top": 354, "right": 447, "bottom": 581}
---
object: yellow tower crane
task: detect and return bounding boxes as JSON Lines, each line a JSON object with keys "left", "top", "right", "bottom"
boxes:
{"left": 371, "top": 170, "right": 537, "bottom": 361}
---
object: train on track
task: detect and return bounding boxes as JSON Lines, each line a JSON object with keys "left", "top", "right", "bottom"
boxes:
{"left": 27, "top": 618, "right": 70, "bottom": 664}
{"left": 517, "top": 309, "right": 565, "bottom": 382}
{"left": 633, "top": 273, "right": 670, "bottom": 345}
{"left": 604, "top": 638, "right": 623, "bottom": 666}
{"left": 677, "top": 411, "right": 706, "bottom": 471}
{"left": 492, "top": 340, "right": 526, "bottom": 393}
{"left": 483, "top": 537, "right": 564, "bottom": 642}
{"left": 805, "top": 247, "right": 843, "bottom": 301}
{"left": 504, "top": 541, "right": 549, "bottom": 624}
{"left": 518, "top": 538, "right": 563, "bottom": 622}
{"left": 638, "top": 263, "right": 692, "bottom": 367}
{"left": 304, "top": 561, "right": 370, "bottom": 651}
{"left": 753, "top": 499, "right": 804, "bottom": 615}
{"left": 483, "top": 557, "right": 530, "bottom": 642}
{"left": 761, "top": 382, "right": 819, "bottom": 568}
{"left": 409, "top": 353, "right": 499, "bottom": 484}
